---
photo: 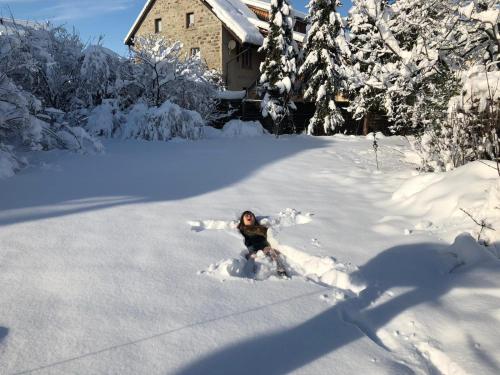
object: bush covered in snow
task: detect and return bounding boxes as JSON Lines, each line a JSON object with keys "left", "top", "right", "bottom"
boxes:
{"left": 0, "top": 142, "right": 26, "bottom": 179}
{"left": 86, "top": 100, "right": 204, "bottom": 141}
{"left": 203, "top": 119, "right": 268, "bottom": 139}
{"left": 417, "top": 67, "right": 499, "bottom": 171}
{"left": 116, "top": 35, "right": 221, "bottom": 120}
{"left": 418, "top": 107, "right": 499, "bottom": 172}
{"left": 0, "top": 21, "right": 222, "bottom": 178}
{"left": 83, "top": 35, "right": 221, "bottom": 141}
{"left": 123, "top": 102, "right": 203, "bottom": 141}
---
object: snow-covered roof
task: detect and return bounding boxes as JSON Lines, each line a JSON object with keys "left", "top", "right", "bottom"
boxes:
{"left": 241, "top": 0, "right": 307, "bottom": 20}
{"left": 205, "top": 0, "right": 264, "bottom": 45}
{"left": 124, "top": 0, "right": 305, "bottom": 46}
{"left": 124, "top": 0, "right": 155, "bottom": 45}
{"left": 0, "top": 18, "right": 40, "bottom": 36}
{"left": 248, "top": 18, "right": 305, "bottom": 43}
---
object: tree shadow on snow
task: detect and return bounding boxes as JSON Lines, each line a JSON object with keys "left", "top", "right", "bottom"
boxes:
{"left": 174, "top": 241, "right": 498, "bottom": 375}
{"left": 0, "top": 137, "right": 329, "bottom": 227}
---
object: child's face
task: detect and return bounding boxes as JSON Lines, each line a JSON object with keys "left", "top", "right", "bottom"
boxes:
{"left": 243, "top": 213, "right": 255, "bottom": 226}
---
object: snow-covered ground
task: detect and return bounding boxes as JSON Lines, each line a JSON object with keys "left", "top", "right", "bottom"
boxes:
{"left": 0, "top": 132, "right": 499, "bottom": 374}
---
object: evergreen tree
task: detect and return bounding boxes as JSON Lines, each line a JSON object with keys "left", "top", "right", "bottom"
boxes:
{"left": 299, "top": 0, "right": 346, "bottom": 135}
{"left": 346, "top": 0, "right": 391, "bottom": 122}
{"left": 259, "top": 0, "right": 298, "bottom": 136}
{"left": 347, "top": 0, "right": 499, "bottom": 170}
{"left": 347, "top": 0, "right": 462, "bottom": 132}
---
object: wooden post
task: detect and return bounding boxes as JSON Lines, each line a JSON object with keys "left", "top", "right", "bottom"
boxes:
{"left": 363, "top": 112, "right": 371, "bottom": 135}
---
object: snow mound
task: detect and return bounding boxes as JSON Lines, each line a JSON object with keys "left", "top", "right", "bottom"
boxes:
{"left": 392, "top": 161, "right": 500, "bottom": 243}
{"left": 440, "top": 233, "right": 499, "bottom": 273}
{"left": 365, "top": 131, "right": 386, "bottom": 139}
{"left": 202, "top": 120, "right": 268, "bottom": 139}
{"left": 221, "top": 120, "right": 268, "bottom": 138}
{"left": 259, "top": 208, "right": 313, "bottom": 227}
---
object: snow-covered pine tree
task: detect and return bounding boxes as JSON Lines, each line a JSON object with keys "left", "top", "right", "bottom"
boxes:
{"left": 259, "top": 0, "right": 298, "bottom": 136}
{"left": 299, "top": 0, "right": 346, "bottom": 135}
{"left": 347, "top": 0, "right": 461, "bottom": 133}
{"left": 347, "top": 0, "right": 499, "bottom": 170}
{"left": 346, "top": 0, "right": 395, "bottom": 123}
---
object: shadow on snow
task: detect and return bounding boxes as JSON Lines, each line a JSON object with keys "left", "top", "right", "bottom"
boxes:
{"left": 0, "top": 137, "right": 329, "bottom": 227}
{"left": 0, "top": 326, "right": 8, "bottom": 344}
{"left": 8, "top": 242, "right": 499, "bottom": 374}
{"left": 174, "top": 241, "right": 499, "bottom": 375}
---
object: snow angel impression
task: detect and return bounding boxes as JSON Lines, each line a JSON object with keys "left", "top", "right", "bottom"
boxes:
{"left": 237, "top": 210, "right": 288, "bottom": 278}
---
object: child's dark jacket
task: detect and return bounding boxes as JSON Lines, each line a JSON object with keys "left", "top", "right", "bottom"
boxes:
{"left": 239, "top": 224, "right": 270, "bottom": 252}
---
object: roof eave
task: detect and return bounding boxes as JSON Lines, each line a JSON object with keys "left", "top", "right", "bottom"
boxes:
{"left": 124, "top": 0, "right": 156, "bottom": 45}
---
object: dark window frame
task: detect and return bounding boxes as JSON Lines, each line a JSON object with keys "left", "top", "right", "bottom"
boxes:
{"left": 241, "top": 48, "right": 252, "bottom": 69}
{"left": 186, "top": 12, "right": 195, "bottom": 28}
{"left": 293, "top": 19, "right": 307, "bottom": 34}
{"left": 190, "top": 47, "right": 200, "bottom": 56}
{"left": 154, "top": 18, "right": 162, "bottom": 33}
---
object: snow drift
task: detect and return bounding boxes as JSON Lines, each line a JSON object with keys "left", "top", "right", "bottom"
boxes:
{"left": 392, "top": 160, "right": 500, "bottom": 244}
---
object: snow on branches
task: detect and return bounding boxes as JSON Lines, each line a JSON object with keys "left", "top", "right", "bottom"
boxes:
{"left": 347, "top": 0, "right": 499, "bottom": 128}
{"left": 0, "top": 25, "right": 104, "bottom": 178}
{"left": 299, "top": 0, "right": 347, "bottom": 135}
{"left": 0, "top": 20, "right": 222, "bottom": 178}
{"left": 118, "top": 35, "right": 222, "bottom": 121}
{"left": 259, "top": 0, "right": 298, "bottom": 135}
{"left": 346, "top": 0, "right": 499, "bottom": 170}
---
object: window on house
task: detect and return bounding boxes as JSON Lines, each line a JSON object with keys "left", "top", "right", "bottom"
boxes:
{"left": 190, "top": 47, "right": 200, "bottom": 57}
{"left": 294, "top": 19, "right": 307, "bottom": 34}
{"left": 154, "top": 18, "right": 162, "bottom": 33}
{"left": 186, "top": 13, "right": 195, "bottom": 28}
{"left": 241, "top": 48, "right": 251, "bottom": 69}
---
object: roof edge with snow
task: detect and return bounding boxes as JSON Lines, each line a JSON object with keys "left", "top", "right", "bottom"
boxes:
{"left": 124, "top": 0, "right": 156, "bottom": 45}
{"left": 124, "top": 0, "right": 305, "bottom": 46}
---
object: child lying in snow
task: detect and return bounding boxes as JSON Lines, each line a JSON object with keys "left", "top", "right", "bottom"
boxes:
{"left": 237, "top": 210, "right": 287, "bottom": 277}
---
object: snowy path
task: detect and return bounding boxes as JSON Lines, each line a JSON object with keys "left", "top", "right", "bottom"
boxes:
{"left": 1, "top": 135, "right": 499, "bottom": 374}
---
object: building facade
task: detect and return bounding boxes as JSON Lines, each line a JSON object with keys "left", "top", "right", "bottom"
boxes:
{"left": 125, "top": 0, "right": 306, "bottom": 91}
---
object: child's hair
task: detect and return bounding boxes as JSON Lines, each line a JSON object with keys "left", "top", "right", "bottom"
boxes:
{"left": 237, "top": 210, "right": 256, "bottom": 232}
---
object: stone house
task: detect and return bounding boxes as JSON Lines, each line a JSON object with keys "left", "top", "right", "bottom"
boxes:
{"left": 0, "top": 18, "right": 41, "bottom": 35}
{"left": 124, "top": 0, "right": 307, "bottom": 92}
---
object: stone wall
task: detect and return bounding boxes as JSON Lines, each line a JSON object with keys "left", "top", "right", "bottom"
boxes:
{"left": 133, "top": 0, "right": 267, "bottom": 91}
{"left": 135, "top": 0, "right": 223, "bottom": 72}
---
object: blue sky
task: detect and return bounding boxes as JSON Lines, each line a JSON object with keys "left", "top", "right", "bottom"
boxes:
{"left": 0, "top": 0, "right": 353, "bottom": 56}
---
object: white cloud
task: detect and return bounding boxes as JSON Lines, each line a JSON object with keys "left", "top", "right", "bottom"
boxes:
{"left": 49, "top": 0, "right": 133, "bottom": 21}
{"left": 1, "top": 0, "right": 137, "bottom": 21}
